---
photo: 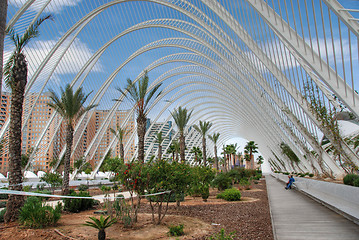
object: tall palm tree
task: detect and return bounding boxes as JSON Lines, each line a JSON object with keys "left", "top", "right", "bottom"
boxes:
{"left": 110, "top": 125, "right": 129, "bottom": 161}
{"left": 0, "top": 0, "right": 8, "bottom": 95}
{"left": 47, "top": 84, "right": 97, "bottom": 195}
{"left": 170, "top": 106, "right": 192, "bottom": 163}
{"left": 193, "top": 120, "right": 212, "bottom": 166}
{"left": 208, "top": 132, "right": 220, "bottom": 170}
{"left": 244, "top": 141, "right": 258, "bottom": 169}
{"left": 3, "top": 15, "right": 52, "bottom": 223}
{"left": 117, "top": 71, "right": 162, "bottom": 163}
{"left": 155, "top": 131, "right": 165, "bottom": 161}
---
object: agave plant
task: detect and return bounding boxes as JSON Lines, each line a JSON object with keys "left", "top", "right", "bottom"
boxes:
{"left": 83, "top": 215, "right": 117, "bottom": 240}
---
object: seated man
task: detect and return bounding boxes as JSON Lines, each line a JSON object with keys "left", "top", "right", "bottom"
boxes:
{"left": 285, "top": 175, "right": 295, "bottom": 190}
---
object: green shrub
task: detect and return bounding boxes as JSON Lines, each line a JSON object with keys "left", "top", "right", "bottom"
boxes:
{"left": 78, "top": 184, "right": 89, "bottom": 192}
{"left": 212, "top": 173, "right": 232, "bottom": 191}
{"left": 216, "top": 188, "right": 241, "bottom": 201}
{"left": 343, "top": 174, "right": 359, "bottom": 186}
{"left": 309, "top": 173, "right": 314, "bottom": 177}
{"left": 353, "top": 177, "right": 359, "bottom": 187}
{"left": 63, "top": 190, "right": 94, "bottom": 213}
{"left": 239, "top": 178, "right": 251, "bottom": 189}
{"left": 0, "top": 208, "right": 5, "bottom": 223}
{"left": 209, "top": 228, "right": 236, "bottom": 240}
{"left": 19, "top": 197, "right": 62, "bottom": 228}
{"left": 168, "top": 224, "right": 184, "bottom": 236}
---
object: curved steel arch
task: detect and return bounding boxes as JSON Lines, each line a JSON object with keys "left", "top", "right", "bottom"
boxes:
{"left": 4, "top": 0, "right": 359, "bottom": 177}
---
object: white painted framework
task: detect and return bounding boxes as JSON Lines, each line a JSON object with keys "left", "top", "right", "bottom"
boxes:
{"left": 2, "top": 0, "right": 359, "bottom": 178}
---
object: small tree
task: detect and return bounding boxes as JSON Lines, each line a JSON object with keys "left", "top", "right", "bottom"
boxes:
{"left": 40, "top": 172, "right": 62, "bottom": 194}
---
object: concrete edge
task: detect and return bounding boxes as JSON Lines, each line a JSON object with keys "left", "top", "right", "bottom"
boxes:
{"left": 265, "top": 175, "right": 278, "bottom": 240}
{"left": 271, "top": 173, "right": 359, "bottom": 226}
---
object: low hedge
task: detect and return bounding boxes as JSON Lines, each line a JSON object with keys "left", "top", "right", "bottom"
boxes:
{"left": 216, "top": 188, "right": 241, "bottom": 201}
{"left": 343, "top": 174, "right": 359, "bottom": 186}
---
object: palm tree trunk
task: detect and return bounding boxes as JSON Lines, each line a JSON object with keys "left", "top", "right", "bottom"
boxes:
{"left": 98, "top": 229, "right": 106, "bottom": 240}
{"left": 214, "top": 145, "right": 218, "bottom": 170}
{"left": 180, "top": 133, "right": 185, "bottom": 163}
{"left": 4, "top": 53, "right": 27, "bottom": 223}
{"left": 0, "top": 0, "right": 8, "bottom": 97}
{"left": 137, "top": 114, "right": 146, "bottom": 163}
{"left": 62, "top": 123, "right": 74, "bottom": 195}
{"left": 158, "top": 144, "right": 162, "bottom": 161}
{"left": 120, "top": 142, "right": 124, "bottom": 161}
{"left": 202, "top": 137, "right": 207, "bottom": 166}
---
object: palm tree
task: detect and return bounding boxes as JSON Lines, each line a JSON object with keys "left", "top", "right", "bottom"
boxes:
{"left": 170, "top": 107, "right": 193, "bottom": 163}
{"left": 237, "top": 151, "right": 243, "bottom": 167}
{"left": 117, "top": 71, "right": 162, "bottom": 163}
{"left": 172, "top": 139, "right": 180, "bottom": 162}
{"left": 208, "top": 132, "right": 220, "bottom": 170}
{"left": 193, "top": 121, "right": 212, "bottom": 166}
{"left": 244, "top": 141, "right": 258, "bottom": 169}
{"left": 257, "top": 155, "right": 264, "bottom": 165}
{"left": 3, "top": 15, "right": 52, "bottom": 223}
{"left": 190, "top": 146, "right": 202, "bottom": 164}
{"left": 110, "top": 125, "right": 129, "bottom": 161}
{"left": 0, "top": 0, "right": 8, "bottom": 95}
{"left": 47, "top": 84, "right": 97, "bottom": 195}
{"left": 167, "top": 144, "right": 176, "bottom": 161}
{"left": 155, "top": 131, "right": 165, "bottom": 161}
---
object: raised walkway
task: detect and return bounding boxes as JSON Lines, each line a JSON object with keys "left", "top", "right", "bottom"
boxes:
{"left": 265, "top": 175, "right": 359, "bottom": 240}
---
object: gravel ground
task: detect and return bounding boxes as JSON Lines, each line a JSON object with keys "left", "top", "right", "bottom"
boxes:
{"left": 140, "top": 179, "right": 274, "bottom": 240}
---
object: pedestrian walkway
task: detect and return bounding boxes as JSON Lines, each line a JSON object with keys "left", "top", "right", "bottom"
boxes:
{"left": 266, "top": 175, "right": 359, "bottom": 240}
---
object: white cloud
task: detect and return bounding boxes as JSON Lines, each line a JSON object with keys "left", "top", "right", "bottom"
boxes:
{"left": 9, "top": 0, "right": 82, "bottom": 13}
{"left": 3, "top": 36, "right": 104, "bottom": 90}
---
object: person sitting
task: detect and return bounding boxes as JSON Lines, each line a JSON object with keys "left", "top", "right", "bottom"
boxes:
{"left": 285, "top": 175, "right": 295, "bottom": 190}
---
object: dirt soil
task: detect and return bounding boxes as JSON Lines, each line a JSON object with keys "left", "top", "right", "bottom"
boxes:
{"left": 0, "top": 179, "right": 273, "bottom": 240}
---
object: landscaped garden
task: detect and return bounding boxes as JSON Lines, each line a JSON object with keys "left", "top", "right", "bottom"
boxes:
{"left": 0, "top": 164, "right": 273, "bottom": 240}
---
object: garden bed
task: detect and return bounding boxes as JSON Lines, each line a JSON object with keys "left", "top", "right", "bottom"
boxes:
{"left": 0, "top": 179, "right": 273, "bottom": 240}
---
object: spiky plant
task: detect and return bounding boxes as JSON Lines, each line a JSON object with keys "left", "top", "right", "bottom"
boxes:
{"left": 83, "top": 215, "right": 117, "bottom": 240}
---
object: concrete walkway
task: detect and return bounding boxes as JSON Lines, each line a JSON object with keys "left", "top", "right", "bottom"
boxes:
{"left": 266, "top": 175, "right": 359, "bottom": 240}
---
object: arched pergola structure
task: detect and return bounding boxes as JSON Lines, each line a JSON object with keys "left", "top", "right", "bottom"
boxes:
{"left": 2, "top": 0, "right": 359, "bottom": 179}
